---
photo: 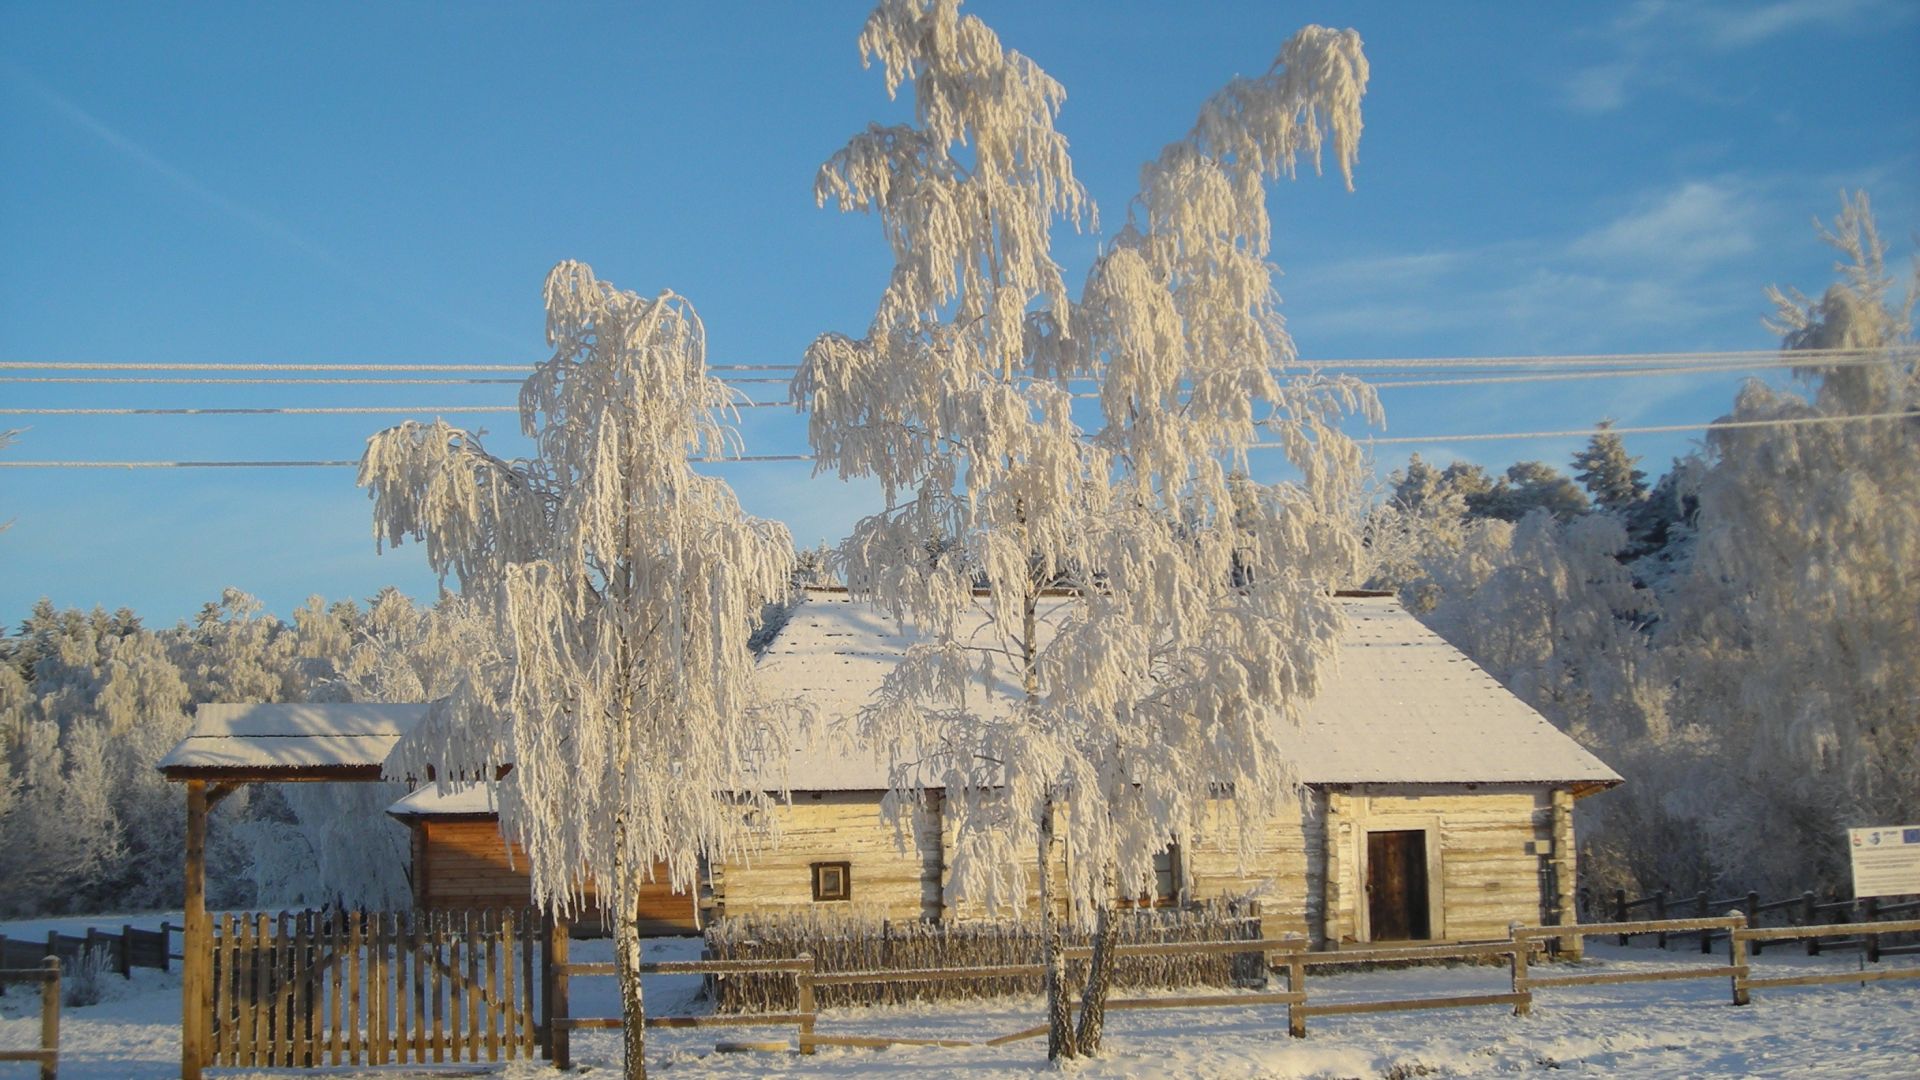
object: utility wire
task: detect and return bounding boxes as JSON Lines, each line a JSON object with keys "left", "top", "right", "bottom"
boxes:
{"left": 0, "top": 354, "right": 1897, "bottom": 405}
{"left": 4, "top": 411, "right": 1910, "bottom": 469}
{"left": 0, "top": 402, "right": 797, "bottom": 416}
{"left": 0, "top": 361, "right": 799, "bottom": 372}
{"left": 1, "top": 346, "right": 1907, "bottom": 376}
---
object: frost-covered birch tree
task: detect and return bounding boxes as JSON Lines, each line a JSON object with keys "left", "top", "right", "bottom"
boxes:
{"left": 794, "top": 0, "right": 1373, "bottom": 1056}
{"left": 360, "top": 262, "right": 793, "bottom": 1079}
{"left": 1663, "top": 191, "right": 1919, "bottom": 890}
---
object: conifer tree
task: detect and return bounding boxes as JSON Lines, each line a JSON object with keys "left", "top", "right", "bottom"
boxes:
{"left": 1571, "top": 421, "right": 1648, "bottom": 513}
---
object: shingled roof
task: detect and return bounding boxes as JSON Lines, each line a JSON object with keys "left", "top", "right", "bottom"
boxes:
{"left": 164, "top": 590, "right": 1618, "bottom": 800}
{"left": 742, "top": 588, "right": 1619, "bottom": 791}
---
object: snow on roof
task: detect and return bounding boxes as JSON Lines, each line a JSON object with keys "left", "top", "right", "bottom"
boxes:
{"left": 737, "top": 589, "right": 1618, "bottom": 789}
{"left": 389, "top": 782, "right": 499, "bottom": 817}
{"left": 395, "top": 589, "right": 1615, "bottom": 816}
{"left": 158, "top": 702, "right": 431, "bottom": 776}
{"left": 1280, "top": 597, "right": 1621, "bottom": 786}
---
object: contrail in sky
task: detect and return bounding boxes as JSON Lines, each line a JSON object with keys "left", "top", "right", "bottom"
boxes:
{"left": 2, "top": 58, "right": 526, "bottom": 350}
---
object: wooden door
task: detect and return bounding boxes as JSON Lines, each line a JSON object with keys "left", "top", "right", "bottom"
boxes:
{"left": 1365, "top": 830, "right": 1431, "bottom": 941}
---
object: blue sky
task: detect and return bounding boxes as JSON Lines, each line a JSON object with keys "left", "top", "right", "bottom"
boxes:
{"left": 2, "top": 1, "right": 1916, "bottom": 625}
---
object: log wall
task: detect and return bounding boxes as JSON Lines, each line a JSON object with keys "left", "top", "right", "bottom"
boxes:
{"left": 714, "top": 793, "right": 942, "bottom": 922}
{"left": 1186, "top": 791, "right": 1326, "bottom": 944}
{"left": 412, "top": 820, "right": 695, "bottom": 934}
{"left": 405, "top": 783, "right": 1570, "bottom": 945}
{"left": 1318, "top": 785, "right": 1555, "bottom": 945}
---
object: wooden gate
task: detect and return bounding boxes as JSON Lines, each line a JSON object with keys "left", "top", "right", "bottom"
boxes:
{"left": 206, "top": 909, "right": 541, "bottom": 1068}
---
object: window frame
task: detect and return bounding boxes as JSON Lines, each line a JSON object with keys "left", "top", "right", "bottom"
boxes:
{"left": 810, "top": 860, "right": 852, "bottom": 902}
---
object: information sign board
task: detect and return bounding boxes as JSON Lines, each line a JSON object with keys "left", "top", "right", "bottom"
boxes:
{"left": 1849, "top": 825, "right": 1920, "bottom": 898}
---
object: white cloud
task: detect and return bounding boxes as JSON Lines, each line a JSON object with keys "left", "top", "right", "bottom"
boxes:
{"left": 1571, "top": 181, "right": 1758, "bottom": 265}
{"left": 1700, "top": 0, "right": 1899, "bottom": 49}
{"left": 1558, "top": 0, "right": 1910, "bottom": 113}
{"left": 1563, "top": 63, "right": 1636, "bottom": 114}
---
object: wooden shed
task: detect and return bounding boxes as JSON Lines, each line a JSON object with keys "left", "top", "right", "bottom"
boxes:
{"left": 388, "top": 589, "right": 1620, "bottom": 950}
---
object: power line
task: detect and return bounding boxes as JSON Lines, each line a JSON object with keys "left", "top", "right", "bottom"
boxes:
{"left": 4, "top": 411, "right": 1909, "bottom": 469}
{"left": 0, "top": 402, "right": 797, "bottom": 416}
{"left": 1343, "top": 411, "right": 1916, "bottom": 446}
{"left": 1, "top": 353, "right": 1898, "bottom": 408}
{"left": 1, "top": 346, "right": 1907, "bottom": 377}
{"left": 0, "top": 361, "right": 799, "bottom": 372}
{"left": 0, "top": 376, "right": 531, "bottom": 386}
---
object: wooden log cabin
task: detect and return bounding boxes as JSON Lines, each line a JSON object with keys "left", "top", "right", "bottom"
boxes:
{"left": 378, "top": 589, "right": 1621, "bottom": 950}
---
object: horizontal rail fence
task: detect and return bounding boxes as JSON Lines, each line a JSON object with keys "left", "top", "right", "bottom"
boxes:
{"left": 1516, "top": 916, "right": 1749, "bottom": 1004}
{"left": 205, "top": 908, "right": 541, "bottom": 1070}
{"left": 0, "top": 925, "right": 174, "bottom": 985}
{"left": 0, "top": 958, "right": 59, "bottom": 1080}
{"left": 806, "top": 936, "right": 1308, "bottom": 1049}
{"left": 704, "top": 905, "right": 1266, "bottom": 1011}
{"left": 1736, "top": 918, "right": 1920, "bottom": 996}
{"left": 548, "top": 954, "right": 818, "bottom": 1069}
{"left": 1610, "top": 888, "right": 1920, "bottom": 956}
{"left": 545, "top": 914, "right": 1920, "bottom": 1059}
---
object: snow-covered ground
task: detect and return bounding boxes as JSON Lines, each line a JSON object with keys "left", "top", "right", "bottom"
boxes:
{"left": 3, "top": 919, "right": 1915, "bottom": 1078}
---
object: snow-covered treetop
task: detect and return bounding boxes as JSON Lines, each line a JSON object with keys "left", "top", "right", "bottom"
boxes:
{"left": 795, "top": 2, "right": 1376, "bottom": 920}
{"left": 361, "top": 262, "right": 794, "bottom": 917}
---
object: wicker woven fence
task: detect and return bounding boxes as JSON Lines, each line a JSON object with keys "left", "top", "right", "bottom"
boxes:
{"left": 703, "top": 902, "right": 1266, "bottom": 1012}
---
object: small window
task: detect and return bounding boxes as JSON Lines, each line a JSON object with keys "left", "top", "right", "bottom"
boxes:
{"left": 1152, "top": 845, "right": 1180, "bottom": 905}
{"left": 811, "top": 861, "right": 852, "bottom": 902}
{"left": 1121, "top": 844, "right": 1182, "bottom": 908}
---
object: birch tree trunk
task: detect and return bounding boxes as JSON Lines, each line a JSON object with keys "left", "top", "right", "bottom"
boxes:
{"left": 612, "top": 839, "right": 648, "bottom": 1080}
{"left": 1074, "top": 901, "right": 1120, "bottom": 1053}
{"left": 1038, "top": 816, "right": 1077, "bottom": 1061}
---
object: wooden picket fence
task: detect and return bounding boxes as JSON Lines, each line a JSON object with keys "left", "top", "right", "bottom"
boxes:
{"left": 0, "top": 958, "right": 59, "bottom": 1080}
{"left": 205, "top": 909, "right": 542, "bottom": 1069}
{"left": 186, "top": 910, "right": 1920, "bottom": 1070}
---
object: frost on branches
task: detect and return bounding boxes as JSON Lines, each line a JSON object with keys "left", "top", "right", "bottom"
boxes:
{"left": 795, "top": 0, "right": 1373, "bottom": 1057}
{"left": 1367, "top": 192, "right": 1918, "bottom": 902}
{"left": 1665, "top": 191, "right": 1919, "bottom": 889}
{"left": 360, "top": 262, "right": 793, "bottom": 1079}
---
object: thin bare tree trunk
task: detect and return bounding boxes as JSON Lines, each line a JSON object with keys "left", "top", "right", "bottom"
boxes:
{"left": 1074, "top": 902, "right": 1120, "bottom": 1053}
{"left": 612, "top": 824, "right": 648, "bottom": 1079}
{"left": 614, "top": 905, "right": 648, "bottom": 1080}
{"left": 1039, "top": 813, "right": 1077, "bottom": 1061}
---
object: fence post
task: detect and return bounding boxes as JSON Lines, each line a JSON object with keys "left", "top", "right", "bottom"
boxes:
{"left": 546, "top": 918, "right": 569, "bottom": 1070}
{"left": 1696, "top": 893, "right": 1712, "bottom": 954}
{"left": 1864, "top": 897, "right": 1880, "bottom": 963}
{"left": 1614, "top": 889, "right": 1628, "bottom": 946}
{"left": 1745, "top": 893, "right": 1761, "bottom": 956}
{"left": 1285, "top": 949, "right": 1306, "bottom": 1038}
{"left": 1654, "top": 892, "right": 1668, "bottom": 949}
{"left": 41, "top": 955, "right": 60, "bottom": 1080}
{"left": 1509, "top": 925, "right": 1531, "bottom": 1018}
{"left": 120, "top": 925, "right": 134, "bottom": 979}
{"left": 1728, "top": 913, "right": 1749, "bottom": 1007}
{"left": 796, "top": 953, "right": 816, "bottom": 1055}
{"left": 1802, "top": 891, "right": 1818, "bottom": 956}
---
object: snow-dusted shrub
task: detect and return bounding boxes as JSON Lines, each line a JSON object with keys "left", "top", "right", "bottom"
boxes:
{"left": 61, "top": 946, "right": 111, "bottom": 1008}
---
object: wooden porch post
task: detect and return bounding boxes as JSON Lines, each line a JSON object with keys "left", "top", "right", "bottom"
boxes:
{"left": 182, "top": 779, "right": 209, "bottom": 1080}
